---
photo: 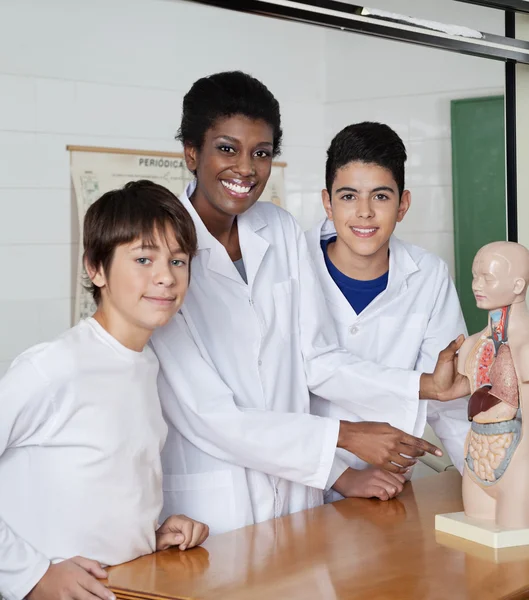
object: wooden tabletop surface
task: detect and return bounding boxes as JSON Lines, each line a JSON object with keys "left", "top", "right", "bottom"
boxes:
{"left": 107, "top": 471, "right": 529, "bottom": 600}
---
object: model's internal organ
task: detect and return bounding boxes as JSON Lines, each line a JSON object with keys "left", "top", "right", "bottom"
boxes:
{"left": 468, "top": 430, "right": 514, "bottom": 482}
{"left": 468, "top": 339, "right": 519, "bottom": 422}
{"left": 465, "top": 336, "right": 521, "bottom": 483}
{"left": 475, "top": 339, "right": 494, "bottom": 388}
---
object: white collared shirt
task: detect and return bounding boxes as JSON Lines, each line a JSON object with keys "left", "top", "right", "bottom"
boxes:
{"left": 0, "top": 319, "right": 167, "bottom": 600}
{"left": 306, "top": 219, "right": 470, "bottom": 490}
{"left": 152, "top": 182, "right": 423, "bottom": 535}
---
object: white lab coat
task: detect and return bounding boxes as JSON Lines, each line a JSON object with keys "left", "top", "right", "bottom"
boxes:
{"left": 151, "top": 182, "right": 422, "bottom": 536}
{"left": 306, "top": 218, "right": 470, "bottom": 497}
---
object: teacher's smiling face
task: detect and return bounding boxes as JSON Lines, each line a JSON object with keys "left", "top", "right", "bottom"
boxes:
{"left": 184, "top": 114, "right": 274, "bottom": 219}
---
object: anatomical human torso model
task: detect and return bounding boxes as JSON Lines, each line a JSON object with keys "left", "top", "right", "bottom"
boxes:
{"left": 458, "top": 242, "right": 529, "bottom": 529}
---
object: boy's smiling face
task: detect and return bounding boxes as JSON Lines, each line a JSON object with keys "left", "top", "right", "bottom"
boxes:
{"left": 88, "top": 226, "right": 190, "bottom": 350}
{"left": 323, "top": 161, "right": 410, "bottom": 263}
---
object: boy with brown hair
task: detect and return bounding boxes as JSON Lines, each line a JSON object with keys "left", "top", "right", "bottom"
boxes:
{"left": 0, "top": 180, "right": 208, "bottom": 600}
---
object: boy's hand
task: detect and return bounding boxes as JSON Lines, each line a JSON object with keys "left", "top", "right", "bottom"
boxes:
{"left": 338, "top": 421, "right": 443, "bottom": 474}
{"left": 156, "top": 514, "right": 209, "bottom": 551}
{"left": 420, "top": 335, "right": 471, "bottom": 401}
{"left": 27, "top": 556, "right": 114, "bottom": 600}
{"left": 333, "top": 467, "right": 406, "bottom": 501}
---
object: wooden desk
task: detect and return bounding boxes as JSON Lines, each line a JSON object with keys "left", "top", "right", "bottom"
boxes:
{"left": 107, "top": 471, "right": 529, "bottom": 600}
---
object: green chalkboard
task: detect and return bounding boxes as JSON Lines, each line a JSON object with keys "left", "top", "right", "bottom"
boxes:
{"left": 451, "top": 96, "right": 507, "bottom": 336}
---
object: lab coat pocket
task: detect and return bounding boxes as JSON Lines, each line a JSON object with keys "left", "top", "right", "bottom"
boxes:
{"left": 272, "top": 279, "right": 298, "bottom": 339}
{"left": 162, "top": 470, "right": 236, "bottom": 536}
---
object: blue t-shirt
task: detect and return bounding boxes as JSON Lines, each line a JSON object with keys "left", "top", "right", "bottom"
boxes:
{"left": 321, "top": 236, "right": 388, "bottom": 314}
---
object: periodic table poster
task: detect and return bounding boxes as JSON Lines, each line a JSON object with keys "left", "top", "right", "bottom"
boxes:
{"left": 69, "top": 146, "right": 286, "bottom": 323}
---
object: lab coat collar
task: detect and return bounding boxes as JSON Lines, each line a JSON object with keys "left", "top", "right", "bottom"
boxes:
{"left": 309, "top": 218, "right": 419, "bottom": 321}
{"left": 180, "top": 181, "right": 269, "bottom": 287}
{"left": 180, "top": 181, "right": 268, "bottom": 249}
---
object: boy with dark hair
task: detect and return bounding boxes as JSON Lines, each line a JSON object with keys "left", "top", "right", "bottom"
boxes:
{"left": 307, "top": 123, "right": 470, "bottom": 502}
{"left": 0, "top": 180, "right": 208, "bottom": 600}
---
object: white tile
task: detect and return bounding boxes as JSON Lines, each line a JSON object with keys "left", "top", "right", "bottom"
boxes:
{"left": 0, "top": 132, "right": 37, "bottom": 187}
{"left": 0, "top": 132, "right": 70, "bottom": 189}
{"left": 284, "top": 179, "right": 303, "bottom": 195}
{"left": 0, "top": 297, "right": 71, "bottom": 362}
{"left": 325, "top": 97, "right": 409, "bottom": 147}
{"left": 37, "top": 76, "right": 184, "bottom": 141}
{"left": 396, "top": 186, "right": 453, "bottom": 234}
{"left": 325, "top": 26, "right": 503, "bottom": 104}
{"left": 0, "top": 188, "right": 72, "bottom": 245}
{"left": 1, "top": 244, "right": 72, "bottom": 301}
{"left": 408, "top": 89, "right": 503, "bottom": 143}
{"left": 0, "top": 0, "right": 181, "bottom": 89}
{"left": 409, "top": 94, "right": 451, "bottom": 142}
{"left": 180, "top": 8, "right": 326, "bottom": 104}
{"left": 367, "top": 97, "right": 410, "bottom": 143}
{"left": 281, "top": 102, "right": 325, "bottom": 149}
{"left": 74, "top": 83, "right": 183, "bottom": 140}
{"left": 0, "top": 74, "right": 36, "bottom": 131}
{"left": 300, "top": 191, "right": 326, "bottom": 232}
{"left": 37, "top": 297, "right": 72, "bottom": 342}
{"left": 33, "top": 134, "right": 72, "bottom": 189}
{"left": 283, "top": 146, "right": 326, "bottom": 194}
{"left": 35, "top": 78, "right": 77, "bottom": 133}
{"left": 407, "top": 139, "right": 452, "bottom": 187}
{"left": 324, "top": 100, "right": 374, "bottom": 145}
{"left": 0, "top": 302, "right": 39, "bottom": 363}
{"left": 0, "top": 361, "right": 11, "bottom": 379}
{"left": 325, "top": 33, "right": 421, "bottom": 103}
{"left": 64, "top": 134, "right": 184, "bottom": 156}
{"left": 0, "top": 0, "right": 325, "bottom": 103}
{"left": 283, "top": 192, "right": 303, "bottom": 225}
{"left": 0, "top": 131, "right": 185, "bottom": 190}
{"left": 70, "top": 244, "right": 82, "bottom": 304}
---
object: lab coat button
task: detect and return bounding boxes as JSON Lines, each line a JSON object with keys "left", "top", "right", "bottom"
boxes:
{"left": 258, "top": 360, "right": 263, "bottom": 366}
{"left": 349, "top": 325, "right": 358, "bottom": 335}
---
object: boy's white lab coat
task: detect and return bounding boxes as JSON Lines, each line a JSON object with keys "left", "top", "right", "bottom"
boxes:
{"left": 306, "top": 218, "right": 470, "bottom": 499}
{"left": 151, "top": 183, "right": 423, "bottom": 536}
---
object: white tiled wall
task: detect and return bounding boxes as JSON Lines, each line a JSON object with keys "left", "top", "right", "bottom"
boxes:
{"left": 322, "top": 0, "right": 504, "bottom": 275}
{"left": 0, "top": 0, "right": 327, "bottom": 375}
{"left": 0, "top": 0, "right": 506, "bottom": 373}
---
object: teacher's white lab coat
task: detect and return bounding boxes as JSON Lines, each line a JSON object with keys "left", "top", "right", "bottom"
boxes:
{"left": 306, "top": 218, "right": 470, "bottom": 499}
{"left": 151, "top": 182, "right": 422, "bottom": 536}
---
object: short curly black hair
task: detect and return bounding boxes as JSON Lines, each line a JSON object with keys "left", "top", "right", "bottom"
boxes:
{"left": 177, "top": 71, "right": 283, "bottom": 157}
